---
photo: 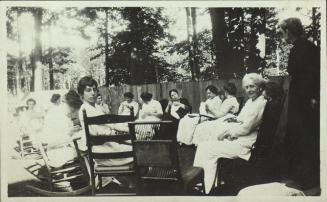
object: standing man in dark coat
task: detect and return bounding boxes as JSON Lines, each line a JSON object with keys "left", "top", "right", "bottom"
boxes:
{"left": 278, "top": 18, "right": 320, "bottom": 189}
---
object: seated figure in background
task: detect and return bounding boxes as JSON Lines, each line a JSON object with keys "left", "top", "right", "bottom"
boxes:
{"left": 19, "top": 98, "right": 45, "bottom": 146}
{"left": 161, "top": 89, "right": 192, "bottom": 140}
{"left": 193, "top": 73, "right": 267, "bottom": 194}
{"left": 164, "top": 89, "right": 191, "bottom": 121}
{"left": 40, "top": 90, "right": 84, "bottom": 168}
{"left": 118, "top": 92, "right": 139, "bottom": 118}
{"left": 138, "top": 92, "right": 163, "bottom": 121}
{"left": 176, "top": 85, "right": 222, "bottom": 145}
{"left": 134, "top": 92, "right": 163, "bottom": 139}
{"left": 192, "top": 82, "right": 240, "bottom": 144}
{"left": 95, "top": 94, "right": 110, "bottom": 114}
{"left": 37, "top": 90, "right": 84, "bottom": 191}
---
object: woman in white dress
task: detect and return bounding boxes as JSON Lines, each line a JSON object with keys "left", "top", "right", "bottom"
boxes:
{"left": 40, "top": 90, "right": 83, "bottom": 168}
{"left": 192, "top": 82, "right": 240, "bottom": 144}
{"left": 95, "top": 94, "right": 110, "bottom": 114}
{"left": 193, "top": 73, "right": 267, "bottom": 194}
{"left": 118, "top": 92, "right": 139, "bottom": 118}
{"left": 138, "top": 92, "right": 163, "bottom": 121}
{"left": 77, "top": 76, "right": 133, "bottom": 167}
{"left": 19, "top": 98, "right": 44, "bottom": 146}
{"left": 176, "top": 85, "right": 222, "bottom": 145}
{"left": 37, "top": 90, "right": 84, "bottom": 190}
{"left": 134, "top": 92, "right": 163, "bottom": 139}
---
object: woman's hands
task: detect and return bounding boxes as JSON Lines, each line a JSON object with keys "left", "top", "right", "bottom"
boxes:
{"left": 166, "top": 100, "right": 185, "bottom": 113}
{"left": 217, "top": 130, "right": 237, "bottom": 141}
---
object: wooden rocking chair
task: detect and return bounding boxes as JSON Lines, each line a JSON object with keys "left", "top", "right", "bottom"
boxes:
{"left": 24, "top": 137, "right": 91, "bottom": 196}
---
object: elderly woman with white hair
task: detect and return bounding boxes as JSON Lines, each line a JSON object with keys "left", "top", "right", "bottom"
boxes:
{"left": 193, "top": 73, "right": 267, "bottom": 194}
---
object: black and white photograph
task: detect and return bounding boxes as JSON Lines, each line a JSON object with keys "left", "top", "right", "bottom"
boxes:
{"left": 1, "top": 0, "right": 326, "bottom": 200}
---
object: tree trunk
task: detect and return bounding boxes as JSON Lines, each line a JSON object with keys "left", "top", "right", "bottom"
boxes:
{"left": 104, "top": 8, "right": 110, "bottom": 86}
{"left": 191, "top": 7, "right": 200, "bottom": 80}
{"left": 186, "top": 7, "right": 195, "bottom": 81}
{"left": 47, "top": 25, "right": 54, "bottom": 90}
{"left": 31, "top": 8, "right": 43, "bottom": 92}
{"left": 48, "top": 47, "right": 54, "bottom": 89}
{"left": 312, "top": 7, "right": 318, "bottom": 46}
{"left": 209, "top": 8, "right": 227, "bottom": 78}
{"left": 210, "top": 8, "right": 246, "bottom": 79}
{"left": 17, "top": 10, "right": 23, "bottom": 94}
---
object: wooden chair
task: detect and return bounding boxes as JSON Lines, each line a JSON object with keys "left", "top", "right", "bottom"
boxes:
{"left": 82, "top": 110, "right": 136, "bottom": 195}
{"left": 132, "top": 139, "right": 204, "bottom": 195}
{"left": 129, "top": 121, "right": 204, "bottom": 195}
{"left": 25, "top": 137, "right": 91, "bottom": 196}
{"left": 128, "top": 120, "right": 173, "bottom": 140}
{"left": 214, "top": 92, "right": 286, "bottom": 194}
{"left": 18, "top": 133, "right": 40, "bottom": 158}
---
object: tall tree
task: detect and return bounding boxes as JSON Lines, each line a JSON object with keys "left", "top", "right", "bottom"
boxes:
{"left": 42, "top": 8, "right": 60, "bottom": 90}
{"left": 74, "top": 7, "right": 117, "bottom": 86}
{"left": 243, "top": 8, "right": 266, "bottom": 73}
{"left": 185, "top": 7, "right": 195, "bottom": 80}
{"left": 191, "top": 7, "right": 200, "bottom": 80}
{"left": 104, "top": 8, "right": 110, "bottom": 86}
{"left": 210, "top": 8, "right": 227, "bottom": 77}
{"left": 109, "top": 7, "right": 170, "bottom": 85}
{"left": 210, "top": 8, "right": 245, "bottom": 79}
{"left": 31, "top": 8, "right": 43, "bottom": 92}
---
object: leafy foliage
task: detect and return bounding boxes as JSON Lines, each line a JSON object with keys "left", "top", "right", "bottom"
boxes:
{"left": 107, "top": 7, "right": 172, "bottom": 85}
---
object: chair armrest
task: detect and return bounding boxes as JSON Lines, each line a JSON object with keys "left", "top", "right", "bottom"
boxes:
{"left": 130, "top": 120, "right": 173, "bottom": 125}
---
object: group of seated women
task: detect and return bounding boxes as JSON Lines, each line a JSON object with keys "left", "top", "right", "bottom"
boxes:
{"left": 23, "top": 72, "right": 285, "bottom": 194}
{"left": 176, "top": 83, "right": 240, "bottom": 145}
{"left": 193, "top": 73, "right": 284, "bottom": 194}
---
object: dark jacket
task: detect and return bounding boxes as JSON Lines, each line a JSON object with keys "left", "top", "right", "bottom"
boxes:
{"left": 286, "top": 38, "right": 320, "bottom": 188}
{"left": 164, "top": 98, "right": 192, "bottom": 121}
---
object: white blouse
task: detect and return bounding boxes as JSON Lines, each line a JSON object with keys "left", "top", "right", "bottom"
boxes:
{"left": 118, "top": 100, "right": 139, "bottom": 116}
{"left": 218, "top": 96, "right": 240, "bottom": 116}
{"left": 78, "top": 102, "right": 132, "bottom": 166}
{"left": 138, "top": 99, "right": 163, "bottom": 121}
{"left": 199, "top": 96, "right": 222, "bottom": 118}
{"left": 229, "top": 95, "right": 267, "bottom": 147}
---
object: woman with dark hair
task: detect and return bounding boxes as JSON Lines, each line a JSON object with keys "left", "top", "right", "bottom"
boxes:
{"left": 36, "top": 90, "right": 85, "bottom": 190}
{"left": 40, "top": 90, "right": 83, "bottom": 167}
{"left": 95, "top": 94, "right": 110, "bottom": 114}
{"left": 161, "top": 89, "right": 192, "bottom": 140}
{"left": 164, "top": 89, "right": 191, "bottom": 120}
{"left": 279, "top": 18, "right": 320, "bottom": 189}
{"left": 77, "top": 76, "right": 134, "bottom": 188}
{"left": 77, "top": 76, "right": 132, "bottom": 166}
{"left": 215, "top": 82, "right": 239, "bottom": 117}
{"left": 176, "top": 85, "right": 222, "bottom": 145}
{"left": 138, "top": 92, "right": 163, "bottom": 121}
{"left": 50, "top": 94, "right": 61, "bottom": 106}
{"left": 180, "top": 83, "right": 239, "bottom": 145}
{"left": 118, "top": 92, "right": 139, "bottom": 117}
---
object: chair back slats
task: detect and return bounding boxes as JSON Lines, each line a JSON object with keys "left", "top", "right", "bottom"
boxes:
{"left": 128, "top": 121, "right": 173, "bottom": 141}
{"left": 145, "top": 167, "right": 178, "bottom": 179}
{"left": 133, "top": 140, "right": 176, "bottom": 167}
{"left": 92, "top": 151, "right": 134, "bottom": 159}
{"left": 89, "top": 135, "right": 132, "bottom": 145}
{"left": 82, "top": 109, "right": 136, "bottom": 195}
{"left": 86, "top": 114, "right": 135, "bottom": 125}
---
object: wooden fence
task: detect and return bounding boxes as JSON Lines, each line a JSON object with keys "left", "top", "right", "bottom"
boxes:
{"left": 99, "top": 76, "right": 290, "bottom": 114}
